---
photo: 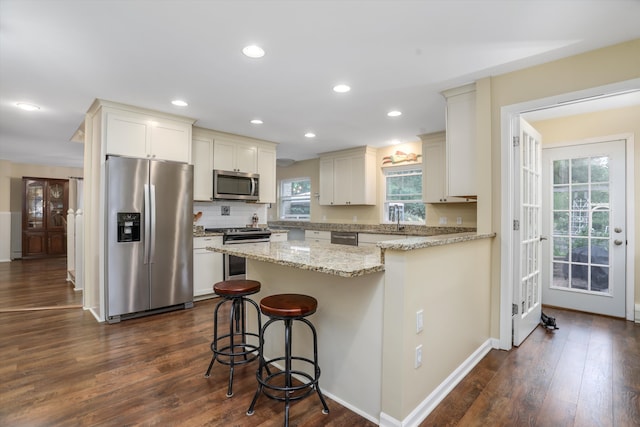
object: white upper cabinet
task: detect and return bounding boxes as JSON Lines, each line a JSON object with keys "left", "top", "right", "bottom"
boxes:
{"left": 193, "top": 127, "right": 277, "bottom": 203}
{"left": 213, "top": 138, "right": 257, "bottom": 173}
{"left": 105, "top": 110, "right": 192, "bottom": 163}
{"left": 257, "top": 145, "right": 276, "bottom": 204}
{"left": 319, "top": 146, "right": 377, "bottom": 206}
{"left": 192, "top": 133, "right": 214, "bottom": 201}
{"left": 421, "top": 131, "right": 470, "bottom": 203}
{"left": 442, "top": 83, "right": 477, "bottom": 198}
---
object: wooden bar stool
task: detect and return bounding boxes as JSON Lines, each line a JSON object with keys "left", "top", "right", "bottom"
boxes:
{"left": 246, "top": 293, "right": 329, "bottom": 426}
{"left": 204, "top": 280, "right": 261, "bottom": 397}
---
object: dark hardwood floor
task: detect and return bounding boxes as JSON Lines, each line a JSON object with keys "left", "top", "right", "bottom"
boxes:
{"left": 1, "top": 258, "right": 638, "bottom": 426}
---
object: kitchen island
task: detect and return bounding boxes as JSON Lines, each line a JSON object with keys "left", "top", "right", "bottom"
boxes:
{"left": 207, "top": 232, "right": 494, "bottom": 425}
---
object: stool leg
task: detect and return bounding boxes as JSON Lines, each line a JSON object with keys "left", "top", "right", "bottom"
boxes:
{"left": 284, "top": 318, "right": 292, "bottom": 427}
{"left": 247, "top": 317, "right": 273, "bottom": 416}
{"left": 302, "top": 318, "right": 330, "bottom": 414}
{"left": 204, "top": 297, "right": 226, "bottom": 378}
{"left": 225, "top": 298, "right": 241, "bottom": 397}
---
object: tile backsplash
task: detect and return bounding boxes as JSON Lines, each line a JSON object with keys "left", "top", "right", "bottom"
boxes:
{"left": 193, "top": 201, "right": 268, "bottom": 228}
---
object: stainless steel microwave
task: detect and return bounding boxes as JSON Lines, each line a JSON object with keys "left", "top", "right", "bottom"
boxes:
{"left": 213, "top": 170, "right": 260, "bottom": 201}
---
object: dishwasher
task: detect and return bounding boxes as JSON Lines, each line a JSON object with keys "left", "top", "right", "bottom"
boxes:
{"left": 330, "top": 231, "right": 358, "bottom": 246}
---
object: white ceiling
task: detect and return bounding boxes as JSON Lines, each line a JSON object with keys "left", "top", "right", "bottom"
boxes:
{"left": 1, "top": 0, "right": 639, "bottom": 169}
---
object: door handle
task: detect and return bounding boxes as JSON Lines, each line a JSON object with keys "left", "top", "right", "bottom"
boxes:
{"left": 614, "top": 227, "right": 622, "bottom": 233}
{"left": 539, "top": 236, "right": 548, "bottom": 241}
{"left": 613, "top": 239, "right": 623, "bottom": 246}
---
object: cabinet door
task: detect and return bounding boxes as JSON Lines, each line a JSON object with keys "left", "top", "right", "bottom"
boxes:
{"left": 446, "top": 89, "right": 476, "bottom": 197}
{"left": 150, "top": 120, "right": 190, "bottom": 162}
{"left": 333, "top": 156, "right": 352, "bottom": 205}
{"left": 46, "top": 180, "right": 68, "bottom": 231}
{"left": 192, "top": 137, "right": 214, "bottom": 201}
{"left": 235, "top": 142, "right": 258, "bottom": 173}
{"left": 105, "top": 113, "right": 148, "bottom": 158}
{"left": 48, "top": 232, "right": 67, "bottom": 255}
{"left": 24, "top": 179, "right": 45, "bottom": 230}
{"left": 257, "top": 146, "right": 276, "bottom": 203}
{"left": 193, "top": 236, "right": 223, "bottom": 297}
{"left": 423, "top": 141, "right": 446, "bottom": 203}
{"left": 319, "top": 158, "right": 335, "bottom": 205}
{"left": 213, "top": 140, "right": 236, "bottom": 171}
{"left": 23, "top": 231, "right": 46, "bottom": 257}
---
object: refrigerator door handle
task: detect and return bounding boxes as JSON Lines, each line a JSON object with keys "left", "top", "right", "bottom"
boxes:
{"left": 144, "top": 184, "right": 151, "bottom": 264}
{"left": 149, "top": 184, "right": 157, "bottom": 264}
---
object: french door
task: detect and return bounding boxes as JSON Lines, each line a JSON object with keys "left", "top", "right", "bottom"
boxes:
{"left": 512, "top": 118, "right": 542, "bottom": 346}
{"left": 541, "top": 139, "right": 626, "bottom": 317}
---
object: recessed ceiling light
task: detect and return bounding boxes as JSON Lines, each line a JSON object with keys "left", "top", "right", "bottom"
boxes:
{"left": 250, "top": 119, "right": 263, "bottom": 124}
{"left": 333, "top": 84, "right": 351, "bottom": 93}
{"left": 16, "top": 102, "right": 40, "bottom": 111}
{"left": 387, "top": 110, "right": 402, "bottom": 117}
{"left": 171, "top": 99, "right": 188, "bottom": 107}
{"left": 304, "top": 132, "right": 316, "bottom": 138}
{"left": 390, "top": 139, "right": 401, "bottom": 145}
{"left": 242, "top": 45, "right": 265, "bottom": 58}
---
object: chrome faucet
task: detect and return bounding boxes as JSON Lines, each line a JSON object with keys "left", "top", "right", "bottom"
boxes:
{"left": 395, "top": 205, "right": 404, "bottom": 231}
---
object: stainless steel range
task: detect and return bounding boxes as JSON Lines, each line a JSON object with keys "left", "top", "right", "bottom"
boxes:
{"left": 205, "top": 228, "right": 272, "bottom": 280}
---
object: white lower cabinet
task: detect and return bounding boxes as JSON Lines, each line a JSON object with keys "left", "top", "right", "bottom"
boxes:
{"left": 304, "top": 230, "right": 331, "bottom": 243}
{"left": 193, "top": 236, "right": 223, "bottom": 297}
{"left": 270, "top": 232, "right": 288, "bottom": 242}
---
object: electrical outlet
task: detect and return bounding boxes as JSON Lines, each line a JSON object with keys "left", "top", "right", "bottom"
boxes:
{"left": 353, "top": 215, "right": 357, "bottom": 222}
{"left": 416, "top": 309, "right": 424, "bottom": 333}
{"left": 456, "top": 217, "right": 463, "bottom": 225}
{"left": 415, "top": 345, "right": 423, "bottom": 368}
{"left": 439, "top": 217, "right": 447, "bottom": 225}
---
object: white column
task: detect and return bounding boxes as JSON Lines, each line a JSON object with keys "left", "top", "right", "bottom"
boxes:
{"left": 74, "top": 209, "right": 84, "bottom": 291}
{"left": 66, "top": 209, "right": 75, "bottom": 282}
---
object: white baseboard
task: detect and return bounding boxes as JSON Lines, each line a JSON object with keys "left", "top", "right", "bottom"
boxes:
{"left": 321, "top": 389, "right": 380, "bottom": 425}
{"left": 379, "top": 338, "right": 494, "bottom": 427}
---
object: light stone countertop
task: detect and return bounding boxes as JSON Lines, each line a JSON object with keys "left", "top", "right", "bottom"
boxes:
{"left": 207, "top": 240, "right": 385, "bottom": 277}
{"left": 377, "top": 232, "right": 496, "bottom": 251}
{"left": 206, "top": 232, "right": 494, "bottom": 277}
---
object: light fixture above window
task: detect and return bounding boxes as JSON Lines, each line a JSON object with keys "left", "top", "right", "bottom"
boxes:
{"left": 16, "top": 102, "right": 40, "bottom": 111}
{"left": 250, "top": 119, "right": 263, "bottom": 124}
{"left": 171, "top": 99, "right": 188, "bottom": 107}
{"left": 333, "top": 84, "right": 351, "bottom": 93}
{"left": 304, "top": 132, "right": 316, "bottom": 138}
{"left": 387, "top": 110, "right": 402, "bottom": 117}
{"left": 242, "top": 45, "right": 265, "bottom": 58}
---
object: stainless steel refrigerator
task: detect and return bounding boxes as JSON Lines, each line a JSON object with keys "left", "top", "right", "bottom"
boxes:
{"left": 105, "top": 156, "right": 193, "bottom": 323}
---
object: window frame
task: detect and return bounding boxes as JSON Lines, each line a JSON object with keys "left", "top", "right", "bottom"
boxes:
{"left": 278, "top": 177, "right": 311, "bottom": 221}
{"left": 382, "top": 165, "right": 425, "bottom": 225}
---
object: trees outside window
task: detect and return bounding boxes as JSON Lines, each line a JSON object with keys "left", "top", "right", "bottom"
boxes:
{"left": 383, "top": 167, "right": 425, "bottom": 223}
{"left": 280, "top": 177, "right": 311, "bottom": 220}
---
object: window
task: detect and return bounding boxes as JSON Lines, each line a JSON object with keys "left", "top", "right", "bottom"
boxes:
{"left": 279, "top": 177, "right": 311, "bottom": 220}
{"left": 383, "top": 166, "right": 425, "bottom": 223}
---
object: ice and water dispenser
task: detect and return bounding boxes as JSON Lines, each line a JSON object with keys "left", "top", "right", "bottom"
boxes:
{"left": 117, "top": 212, "right": 141, "bottom": 242}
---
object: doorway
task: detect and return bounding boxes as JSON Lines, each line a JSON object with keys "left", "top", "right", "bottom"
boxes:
{"left": 499, "top": 81, "right": 637, "bottom": 350}
{"left": 541, "top": 139, "right": 627, "bottom": 317}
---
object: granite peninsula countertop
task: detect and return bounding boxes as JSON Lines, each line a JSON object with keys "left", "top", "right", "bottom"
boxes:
{"left": 207, "top": 240, "right": 385, "bottom": 277}
{"left": 206, "top": 232, "right": 494, "bottom": 277}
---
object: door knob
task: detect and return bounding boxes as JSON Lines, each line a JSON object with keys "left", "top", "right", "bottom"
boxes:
{"left": 614, "top": 239, "right": 623, "bottom": 246}
{"left": 614, "top": 227, "right": 622, "bottom": 233}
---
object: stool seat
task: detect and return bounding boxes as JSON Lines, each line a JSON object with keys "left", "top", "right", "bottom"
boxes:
{"left": 259, "top": 294, "right": 317, "bottom": 318}
{"left": 214, "top": 279, "right": 261, "bottom": 296}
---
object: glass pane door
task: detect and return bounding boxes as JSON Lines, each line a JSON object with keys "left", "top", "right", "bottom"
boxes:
{"left": 25, "top": 179, "right": 45, "bottom": 229}
{"left": 551, "top": 156, "right": 611, "bottom": 293}
{"left": 47, "top": 182, "right": 66, "bottom": 229}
